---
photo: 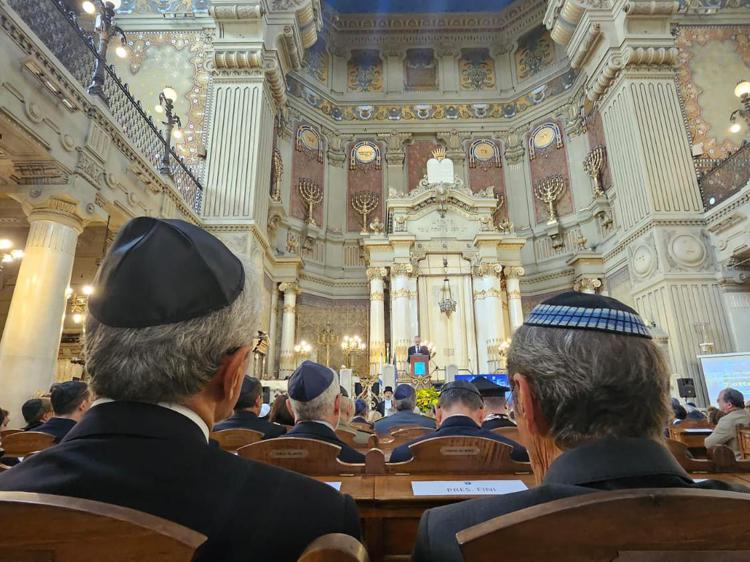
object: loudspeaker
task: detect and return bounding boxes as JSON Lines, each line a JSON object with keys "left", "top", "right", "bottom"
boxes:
{"left": 677, "top": 378, "right": 696, "bottom": 399}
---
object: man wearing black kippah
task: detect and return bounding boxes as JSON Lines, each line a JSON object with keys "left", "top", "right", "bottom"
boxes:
{"left": 0, "top": 217, "right": 361, "bottom": 562}
{"left": 34, "top": 381, "right": 90, "bottom": 442}
{"left": 412, "top": 292, "right": 750, "bottom": 562}
{"left": 213, "top": 376, "right": 286, "bottom": 438}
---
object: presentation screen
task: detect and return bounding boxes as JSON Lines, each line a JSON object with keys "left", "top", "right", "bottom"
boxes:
{"left": 699, "top": 353, "right": 750, "bottom": 406}
{"left": 414, "top": 361, "right": 427, "bottom": 377}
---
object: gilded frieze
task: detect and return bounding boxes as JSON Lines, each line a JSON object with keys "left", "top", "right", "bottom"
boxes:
{"left": 347, "top": 50, "right": 383, "bottom": 92}
{"left": 459, "top": 48, "right": 496, "bottom": 91}
{"left": 515, "top": 26, "right": 554, "bottom": 81}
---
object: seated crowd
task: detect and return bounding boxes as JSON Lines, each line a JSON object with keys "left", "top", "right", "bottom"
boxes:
{"left": 0, "top": 217, "right": 748, "bottom": 562}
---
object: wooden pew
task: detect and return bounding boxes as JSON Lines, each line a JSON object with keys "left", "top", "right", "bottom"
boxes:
{"left": 457, "top": 488, "right": 750, "bottom": 562}
{"left": 709, "top": 444, "right": 750, "bottom": 473}
{"left": 209, "top": 428, "right": 263, "bottom": 453}
{"left": 386, "top": 437, "right": 532, "bottom": 475}
{"left": 298, "top": 533, "right": 370, "bottom": 562}
{"left": 668, "top": 420, "right": 713, "bottom": 451}
{"left": 491, "top": 426, "right": 524, "bottom": 447}
{"left": 378, "top": 427, "right": 433, "bottom": 451}
{"left": 665, "top": 438, "right": 715, "bottom": 472}
{"left": 0, "top": 429, "right": 22, "bottom": 440}
{"left": 337, "top": 428, "right": 378, "bottom": 450}
{"left": 237, "top": 437, "right": 368, "bottom": 476}
{"left": 1, "top": 431, "right": 55, "bottom": 458}
{"left": 0, "top": 491, "right": 205, "bottom": 561}
{"left": 738, "top": 425, "right": 750, "bottom": 459}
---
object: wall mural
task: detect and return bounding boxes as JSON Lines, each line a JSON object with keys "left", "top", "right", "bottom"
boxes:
{"left": 286, "top": 69, "right": 577, "bottom": 122}
{"left": 459, "top": 48, "right": 496, "bottom": 91}
{"left": 347, "top": 49, "right": 383, "bottom": 92}
{"left": 405, "top": 48, "right": 438, "bottom": 91}
{"left": 112, "top": 31, "right": 211, "bottom": 171}
{"left": 303, "top": 38, "right": 330, "bottom": 85}
{"left": 515, "top": 26, "right": 554, "bottom": 81}
{"left": 675, "top": 25, "right": 750, "bottom": 161}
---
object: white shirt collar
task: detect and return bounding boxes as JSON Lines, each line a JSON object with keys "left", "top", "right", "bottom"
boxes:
{"left": 91, "top": 398, "right": 210, "bottom": 443}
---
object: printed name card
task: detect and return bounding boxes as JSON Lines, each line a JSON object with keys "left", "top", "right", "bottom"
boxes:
{"left": 411, "top": 480, "right": 528, "bottom": 496}
{"left": 326, "top": 481, "right": 342, "bottom": 491}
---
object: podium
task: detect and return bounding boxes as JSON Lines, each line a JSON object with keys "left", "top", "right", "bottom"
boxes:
{"left": 410, "top": 354, "right": 430, "bottom": 378}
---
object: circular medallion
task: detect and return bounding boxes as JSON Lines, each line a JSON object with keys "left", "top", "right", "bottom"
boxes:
{"left": 533, "top": 126, "right": 556, "bottom": 149}
{"left": 632, "top": 244, "right": 655, "bottom": 278}
{"left": 300, "top": 129, "right": 319, "bottom": 151}
{"left": 355, "top": 143, "right": 377, "bottom": 164}
{"left": 473, "top": 141, "right": 495, "bottom": 161}
{"left": 669, "top": 233, "right": 706, "bottom": 268}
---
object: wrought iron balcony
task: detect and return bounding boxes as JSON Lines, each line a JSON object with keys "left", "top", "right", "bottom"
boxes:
{"left": 700, "top": 141, "right": 750, "bottom": 210}
{"left": 6, "top": 0, "right": 203, "bottom": 212}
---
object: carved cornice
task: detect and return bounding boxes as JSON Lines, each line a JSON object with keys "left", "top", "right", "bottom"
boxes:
{"left": 209, "top": 4, "right": 264, "bottom": 20}
{"left": 573, "top": 276, "right": 603, "bottom": 292}
{"left": 214, "top": 49, "right": 263, "bottom": 71}
{"left": 586, "top": 47, "right": 678, "bottom": 102}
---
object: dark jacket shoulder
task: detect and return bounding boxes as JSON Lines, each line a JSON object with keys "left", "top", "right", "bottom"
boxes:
{"left": 285, "top": 421, "right": 365, "bottom": 464}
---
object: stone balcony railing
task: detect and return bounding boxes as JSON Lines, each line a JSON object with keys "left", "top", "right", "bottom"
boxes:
{"left": 6, "top": 0, "right": 203, "bottom": 212}
{"left": 701, "top": 141, "right": 750, "bottom": 210}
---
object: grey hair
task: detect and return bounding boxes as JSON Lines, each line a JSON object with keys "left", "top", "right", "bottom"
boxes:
{"left": 288, "top": 376, "right": 339, "bottom": 421}
{"left": 84, "top": 257, "right": 259, "bottom": 404}
{"left": 507, "top": 325, "right": 671, "bottom": 449}
{"left": 720, "top": 388, "right": 745, "bottom": 409}
{"left": 395, "top": 396, "right": 416, "bottom": 411}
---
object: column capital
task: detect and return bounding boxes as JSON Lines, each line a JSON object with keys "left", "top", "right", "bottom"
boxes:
{"left": 574, "top": 277, "right": 603, "bottom": 294}
{"left": 390, "top": 263, "right": 414, "bottom": 277}
{"left": 367, "top": 267, "right": 388, "bottom": 281}
{"left": 473, "top": 262, "right": 503, "bottom": 277}
{"left": 504, "top": 266, "right": 525, "bottom": 279}
{"left": 279, "top": 281, "right": 299, "bottom": 294}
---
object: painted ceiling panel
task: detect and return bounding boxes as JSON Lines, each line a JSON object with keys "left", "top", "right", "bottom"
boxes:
{"left": 324, "top": 0, "right": 516, "bottom": 13}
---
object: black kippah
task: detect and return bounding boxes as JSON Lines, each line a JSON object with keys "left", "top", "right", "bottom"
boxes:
{"left": 525, "top": 291, "right": 651, "bottom": 338}
{"left": 88, "top": 217, "right": 244, "bottom": 328}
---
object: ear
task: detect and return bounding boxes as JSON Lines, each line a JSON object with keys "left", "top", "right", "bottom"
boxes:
{"left": 333, "top": 394, "right": 341, "bottom": 415}
{"left": 473, "top": 404, "right": 486, "bottom": 426}
{"left": 217, "top": 346, "right": 250, "bottom": 404}
{"left": 513, "top": 373, "right": 549, "bottom": 437}
{"left": 255, "top": 394, "right": 263, "bottom": 409}
{"left": 285, "top": 398, "right": 296, "bottom": 421}
{"left": 435, "top": 405, "right": 444, "bottom": 425}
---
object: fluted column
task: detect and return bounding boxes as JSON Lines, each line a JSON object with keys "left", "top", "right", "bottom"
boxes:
{"left": 278, "top": 282, "right": 299, "bottom": 377}
{"left": 473, "top": 263, "right": 505, "bottom": 372}
{"left": 367, "top": 268, "right": 387, "bottom": 375}
{"left": 0, "top": 201, "right": 84, "bottom": 418}
{"left": 407, "top": 274, "right": 419, "bottom": 340}
{"left": 266, "top": 286, "right": 279, "bottom": 378}
{"left": 505, "top": 266, "right": 525, "bottom": 334}
{"left": 390, "top": 263, "right": 413, "bottom": 357}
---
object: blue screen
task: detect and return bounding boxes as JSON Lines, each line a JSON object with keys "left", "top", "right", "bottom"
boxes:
{"left": 699, "top": 353, "right": 750, "bottom": 406}
{"left": 455, "top": 373, "right": 510, "bottom": 387}
{"left": 414, "top": 362, "right": 427, "bottom": 376}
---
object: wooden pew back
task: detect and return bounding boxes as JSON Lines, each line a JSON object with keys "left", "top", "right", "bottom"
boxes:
{"left": 0, "top": 429, "right": 22, "bottom": 440}
{"left": 209, "top": 428, "right": 263, "bottom": 453}
{"left": 297, "top": 533, "right": 369, "bottom": 562}
{"left": 335, "top": 429, "right": 377, "bottom": 450}
{"left": 237, "top": 437, "right": 366, "bottom": 476}
{"left": 379, "top": 427, "right": 434, "bottom": 450}
{"left": 709, "top": 444, "right": 750, "bottom": 473}
{"left": 458, "top": 488, "right": 750, "bottom": 562}
{"left": 491, "top": 426, "right": 524, "bottom": 446}
{"left": 665, "top": 438, "right": 714, "bottom": 472}
{"left": 387, "top": 436, "right": 532, "bottom": 474}
{"left": 737, "top": 425, "right": 750, "bottom": 459}
{"left": 1, "top": 432, "right": 55, "bottom": 458}
{"left": 0, "top": 491, "right": 205, "bottom": 562}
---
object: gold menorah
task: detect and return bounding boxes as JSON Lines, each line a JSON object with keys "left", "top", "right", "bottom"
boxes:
{"left": 534, "top": 175, "right": 567, "bottom": 225}
{"left": 583, "top": 145, "right": 606, "bottom": 199}
{"left": 351, "top": 191, "right": 380, "bottom": 234}
{"left": 298, "top": 178, "right": 323, "bottom": 226}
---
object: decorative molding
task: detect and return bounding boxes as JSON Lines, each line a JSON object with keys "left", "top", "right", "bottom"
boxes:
{"left": 367, "top": 267, "right": 388, "bottom": 281}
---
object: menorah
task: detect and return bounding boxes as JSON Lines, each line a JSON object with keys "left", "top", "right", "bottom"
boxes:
{"left": 351, "top": 191, "right": 380, "bottom": 234}
{"left": 298, "top": 178, "right": 323, "bottom": 226}
{"left": 534, "top": 175, "right": 567, "bottom": 225}
{"left": 583, "top": 145, "right": 606, "bottom": 199}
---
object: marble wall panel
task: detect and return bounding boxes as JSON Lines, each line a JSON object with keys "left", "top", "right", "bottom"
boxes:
{"left": 467, "top": 139, "right": 507, "bottom": 221}
{"left": 528, "top": 121, "right": 574, "bottom": 224}
{"left": 291, "top": 126, "right": 326, "bottom": 225}
{"left": 347, "top": 142, "right": 384, "bottom": 232}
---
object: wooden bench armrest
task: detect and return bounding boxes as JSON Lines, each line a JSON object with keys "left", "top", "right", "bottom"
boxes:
{"left": 298, "top": 533, "right": 369, "bottom": 562}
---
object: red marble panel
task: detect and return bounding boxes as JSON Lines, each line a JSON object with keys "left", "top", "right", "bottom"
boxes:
{"left": 586, "top": 110, "right": 613, "bottom": 190}
{"left": 406, "top": 140, "right": 439, "bottom": 191}
{"left": 291, "top": 139, "right": 325, "bottom": 226}
{"left": 467, "top": 140, "right": 508, "bottom": 221}
{"left": 528, "top": 120, "right": 574, "bottom": 224}
{"left": 347, "top": 142, "right": 384, "bottom": 232}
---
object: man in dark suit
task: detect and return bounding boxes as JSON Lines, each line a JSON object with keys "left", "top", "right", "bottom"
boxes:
{"left": 412, "top": 292, "right": 749, "bottom": 562}
{"left": 374, "top": 384, "right": 436, "bottom": 437}
{"left": 21, "top": 397, "right": 53, "bottom": 431}
{"left": 407, "top": 335, "right": 429, "bottom": 360}
{"left": 0, "top": 217, "right": 361, "bottom": 562}
{"left": 34, "top": 381, "right": 91, "bottom": 442}
{"left": 283, "top": 360, "right": 366, "bottom": 464}
{"left": 472, "top": 376, "right": 516, "bottom": 430}
{"left": 213, "top": 375, "right": 286, "bottom": 438}
{"left": 389, "top": 380, "right": 527, "bottom": 463}
{"left": 375, "top": 385, "right": 394, "bottom": 416}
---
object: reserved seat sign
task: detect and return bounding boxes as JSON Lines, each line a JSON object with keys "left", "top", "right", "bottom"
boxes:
{"left": 411, "top": 480, "right": 528, "bottom": 496}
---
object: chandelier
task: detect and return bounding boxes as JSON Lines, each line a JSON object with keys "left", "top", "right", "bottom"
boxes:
{"left": 438, "top": 258, "right": 456, "bottom": 316}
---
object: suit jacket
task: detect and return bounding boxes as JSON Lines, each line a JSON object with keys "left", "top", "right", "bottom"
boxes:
{"left": 213, "top": 410, "right": 287, "bottom": 438}
{"left": 407, "top": 345, "right": 429, "bottom": 360}
{"left": 376, "top": 399, "right": 394, "bottom": 417}
{"left": 705, "top": 408, "right": 750, "bottom": 456}
{"left": 0, "top": 402, "right": 361, "bottom": 562}
{"left": 33, "top": 417, "right": 77, "bottom": 443}
{"left": 374, "top": 410, "right": 437, "bottom": 437}
{"left": 285, "top": 421, "right": 366, "bottom": 463}
{"left": 481, "top": 414, "right": 517, "bottom": 431}
{"left": 412, "top": 437, "right": 749, "bottom": 562}
{"left": 389, "top": 415, "right": 528, "bottom": 463}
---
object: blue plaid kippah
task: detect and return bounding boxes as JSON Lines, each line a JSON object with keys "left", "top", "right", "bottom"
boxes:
{"left": 525, "top": 292, "right": 652, "bottom": 339}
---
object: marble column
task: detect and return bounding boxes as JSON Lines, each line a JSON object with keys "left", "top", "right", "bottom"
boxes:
{"left": 390, "top": 264, "right": 413, "bottom": 358}
{"left": 575, "top": 277, "right": 602, "bottom": 295}
{"left": 473, "top": 263, "right": 505, "bottom": 372}
{"left": 505, "top": 266, "right": 525, "bottom": 335}
{"left": 0, "top": 202, "right": 84, "bottom": 418}
{"left": 266, "top": 286, "right": 279, "bottom": 378}
{"left": 408, "top": 274, "right": 419, "bottom": 340}
{"left": 367, "top": 267, "right": 387, "bottom": 375}
{"left": 278, "top": 282, "right": 298, "bottom": 377}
